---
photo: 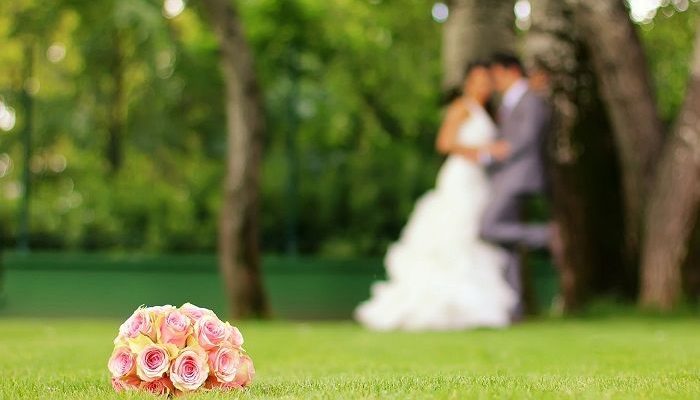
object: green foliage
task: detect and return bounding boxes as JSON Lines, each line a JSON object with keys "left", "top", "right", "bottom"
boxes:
{"left": 2, "top": 318, "right": 700, "bottom": 399}
{"left": 0, "top": 0, "right": 697, "bottom": 255}
{"left": 641, "top": 4, "right": 699, "bottom": 123}
{"left": 0, "top": 0, "right": 445, "bottom": 255}
{"left": 0, "top": 0, "right": 225, "bottom": 251}
{"left": 243, "top": 0, "right": 444, "bottom": 255}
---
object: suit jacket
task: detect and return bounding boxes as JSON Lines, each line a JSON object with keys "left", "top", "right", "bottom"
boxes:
{"left": 488, "top": 89, "right": 551, "bottom": 196}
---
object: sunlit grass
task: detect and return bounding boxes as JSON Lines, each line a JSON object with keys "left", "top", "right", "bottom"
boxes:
{"left": 1, "top": 316, "right": 699, "bottom": 399}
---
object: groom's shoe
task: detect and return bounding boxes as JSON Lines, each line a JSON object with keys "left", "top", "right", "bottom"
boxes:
{"left": 509, "top": 300, "right": 526, "bottom": 324}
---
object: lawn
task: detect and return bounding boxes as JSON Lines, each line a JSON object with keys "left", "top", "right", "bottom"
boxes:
{"left": 1, "top": 316, "right": 699, "bottom": 399}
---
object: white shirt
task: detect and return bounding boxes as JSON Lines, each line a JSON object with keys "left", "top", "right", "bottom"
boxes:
{"left": 500, "top": 78, "right": 529, "bottom": 119}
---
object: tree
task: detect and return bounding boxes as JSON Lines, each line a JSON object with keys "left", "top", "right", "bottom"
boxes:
{"left": 106, "top": 27, "right": 126, "bottom": 171}
{"left": 525, "top": 0, "right": 588, "bottom": 310}
{"left": 442, "top": 0, "right": 515, "bottom": 92}
{"left": 567, "top": 0, "right": 665, "bottom": 286}
{"left": 63, "top": 0, "right": 178, "bottom": 172}
{"left": 640, "top": 25, "right": 700, "bottom": 310}
{"left": 67, "top": 1, "right": 130, "bottom": 172}
{"left": 199, "top": 0, "right": 269, "bottom": 318}
{"left": 526, "top": 0, "right": 628, "bottom": 311}
{"left": 566, "top": 1, "right": 700, "bottom": 309}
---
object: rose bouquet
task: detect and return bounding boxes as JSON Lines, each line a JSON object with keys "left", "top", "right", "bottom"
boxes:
{"left": 108, "top": 303, "right": 254, "bottom": 396}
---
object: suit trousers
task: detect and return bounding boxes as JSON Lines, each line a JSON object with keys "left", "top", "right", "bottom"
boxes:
{"left": 480, "top": 189, "right": 550, "bottom": 319}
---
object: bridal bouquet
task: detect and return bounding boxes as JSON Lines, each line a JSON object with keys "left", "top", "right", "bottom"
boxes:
{"left": 108, "top": 303, "right": 254, "bottom": 396}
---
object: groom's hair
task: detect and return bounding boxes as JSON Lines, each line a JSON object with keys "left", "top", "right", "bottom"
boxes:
{"left": 490, "top": 53, "right": 525, "bottom": 76}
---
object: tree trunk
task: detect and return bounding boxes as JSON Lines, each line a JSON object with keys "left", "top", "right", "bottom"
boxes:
{"left": 107, "top": 30, "right": 125, "bottom": 172}
{"left": 527, "top": 0, "right": 630, "bottom": 310}
{"left": 525, "top": 0, "right": 589, "bottom": 311}
{"left": 18, "top": 41, "right": 35, "bottom": 252}
{"left": 200, "top": 0, "right": 270, "bottom": 318}
{"left": 682, "top": 216, "right": 700, "bottom": 304}
{"left": 568, "top": 0, "right": 664, "bottom": 288}
{"left": 442, "top": 0, "right": 515, "bottom": 93}
{"left": 640, "top": 27, "right": 700, "bottom": 310}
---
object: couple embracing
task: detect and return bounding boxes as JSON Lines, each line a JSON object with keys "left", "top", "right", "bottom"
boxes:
{"left": 355, "top": 54, "right": 555, "bottom": 331}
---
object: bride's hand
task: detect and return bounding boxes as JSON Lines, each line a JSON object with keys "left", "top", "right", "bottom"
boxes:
{"left": 488, "top": 141, "right": 511, "bottom": 161}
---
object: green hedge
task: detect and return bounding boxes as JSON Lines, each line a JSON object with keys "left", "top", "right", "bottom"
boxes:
{"left": 0, "top": 252, "right": 384, "bottom": 319}
{"left": 0, "top": 251, "right": 557, "bottom": 319}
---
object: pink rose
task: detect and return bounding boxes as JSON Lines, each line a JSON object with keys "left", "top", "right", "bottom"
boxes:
{"left": 202, "top": 354, "right": 253, "bottom": 392}
{"left": 160, "top": 310, "right": 192, "bottom": 348}
{"left": 119, "top": 308, "right": 156, "bottom": 341}
{"left": 207, "top": 345, "right": 241, "bottom": 383}
{"left": 179, "top": 303, "right": 215, "bottom": 322}
{"left": 195, "top": 316, "right": 229, "bottom": 350}
{"left": 231, "top": 354, "right": 255, "bottom": 388}
{"left": 136, "top": 344, "right": 170, "bottom": 382}
{"left": 169, "top": 349, "right": 209, "bottom": 392}
{"left": 111, "top": 376, "right": 141, "bottom": 392}
{"left": 108, "top": 346, "right": 135, "bottom": 378}
{"left": 145, "top": 305, "right": 176, "bottom": 322}
{"left": 139, "top": 377, "right": 175, "bottom": 396}
{"left": 227, "top": 324, "right": 244, "bottom": 348}
{"left": 145, "top": 305, "right": 175, "bottom": 314}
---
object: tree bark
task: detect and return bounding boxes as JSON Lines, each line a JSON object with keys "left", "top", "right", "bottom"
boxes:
{"left": 640, "top": 27, "right": 700, "bottom": 310}
{"left": 525, "top": 0, "right": 589, "bottom": 311}
{"left": 567, "top": 0, "right": 664, "bottom": 284}
{"left": 442, "top": 0, "right": 515, "bottom": 93}
{"left": 527, "top": 0, "right": 631, "bottom": 310}
{"left": 200, "top": 0, "right": 270, "bottom": 318}
{"left": 107, "top": 29, "right": 125, "bottom": 172}
{"left": 682, "top": 216, "right": 700, "bottom": 304}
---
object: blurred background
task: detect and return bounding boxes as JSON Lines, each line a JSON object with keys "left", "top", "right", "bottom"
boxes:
{"left": 0, "top": 0, "right": 698, "bottom": 320}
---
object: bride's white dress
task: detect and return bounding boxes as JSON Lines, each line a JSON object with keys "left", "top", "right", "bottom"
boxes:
{"left": 355, "top": 100, "right": 516, "bottom": 331}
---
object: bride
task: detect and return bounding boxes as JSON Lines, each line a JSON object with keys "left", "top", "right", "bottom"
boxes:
{"left": 355, "top": 62, "right": 516, "bottom": 331}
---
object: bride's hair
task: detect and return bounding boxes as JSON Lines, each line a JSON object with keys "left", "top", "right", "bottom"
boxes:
{"left": 464, "top": 60, "right": 497, "bottom": 120}
{"left": 440, "top": 60, "right": 491, "bottom": 105}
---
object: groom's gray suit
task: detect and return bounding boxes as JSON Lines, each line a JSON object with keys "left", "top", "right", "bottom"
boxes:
{"left": 480, "top": 84, "right": 551, "bottom": 319}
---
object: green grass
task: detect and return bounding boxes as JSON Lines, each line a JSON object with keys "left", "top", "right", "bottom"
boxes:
{"left": 1, "top": 317, "right": 699, "bottom": 399}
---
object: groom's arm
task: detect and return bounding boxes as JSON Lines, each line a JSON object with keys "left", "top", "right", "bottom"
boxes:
{"left": 478, "top": 141, "right": 510, "bottom": 164}
{"left": 488, "top": 96, "right": 549, "bottom": 166}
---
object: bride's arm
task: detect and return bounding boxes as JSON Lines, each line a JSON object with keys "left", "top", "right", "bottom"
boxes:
{"left": 436, "top": 100, "right": 485, "bottom": 161}
{"left": 436, "top": 100, "right": 470, "bottom": 155}
{"left": 449, "top": 145, "right": 480, "bottom": 161}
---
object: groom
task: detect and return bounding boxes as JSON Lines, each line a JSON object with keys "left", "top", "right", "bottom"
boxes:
{"left": 477, "top": 53, "right": 552, "bottom": 321}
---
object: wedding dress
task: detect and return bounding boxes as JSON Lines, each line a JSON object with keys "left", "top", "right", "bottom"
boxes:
{"left": 355, "top": 100, "right": 516, "bottom": 331}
